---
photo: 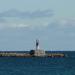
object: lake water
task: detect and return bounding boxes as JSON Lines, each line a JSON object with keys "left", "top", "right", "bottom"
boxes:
{"left": 0, "top": 51, "right": 75, "bottom": 75}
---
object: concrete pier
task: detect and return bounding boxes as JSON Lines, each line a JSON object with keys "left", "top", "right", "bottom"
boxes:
{"left": 0, "top": 52, "right": 65, "bottom": 57}
{"left": 47, "top": 53, "right": 65, "bottom": 57}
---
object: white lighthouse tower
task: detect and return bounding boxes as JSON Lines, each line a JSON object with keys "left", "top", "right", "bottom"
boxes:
{"left": 30, "top": 39, "right": 46, "bottom": 56}
{"left": 34, "top": 39, "right": 46, "bottom": 56}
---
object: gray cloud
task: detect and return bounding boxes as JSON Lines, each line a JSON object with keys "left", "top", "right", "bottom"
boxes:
{"left": 0, "top": 9, "right": 54, "bottom": 19}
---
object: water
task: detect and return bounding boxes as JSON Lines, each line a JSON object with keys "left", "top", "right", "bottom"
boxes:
{"left": 0, "top": 51, "right": 75, "bottom": 75}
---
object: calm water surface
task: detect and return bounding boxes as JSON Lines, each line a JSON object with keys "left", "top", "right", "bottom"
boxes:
{"left": 0, "top": 51, "right": 75, "bottom": 75}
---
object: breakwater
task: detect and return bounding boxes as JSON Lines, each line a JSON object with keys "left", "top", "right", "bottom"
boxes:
{"left": 0, "top": 52, "right": 65, "bottom": 57}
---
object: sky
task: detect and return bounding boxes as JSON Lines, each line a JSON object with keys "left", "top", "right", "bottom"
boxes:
{"left": 0, "top": 0, "right": 75, "bottom": 51}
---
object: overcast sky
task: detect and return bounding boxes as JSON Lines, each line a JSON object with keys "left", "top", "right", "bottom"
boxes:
{"left": 0, "top": 0, "right": 75, "bottom": 51}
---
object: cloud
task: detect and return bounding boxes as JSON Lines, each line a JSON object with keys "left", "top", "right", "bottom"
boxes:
{"left": 0, "top": 9, "right": 75, "bottom": 32}
{"left": 0, "top": 22, "right": 48, "bottom": 30}
{"left": 49, "top": 18, "right": 75, "bottom": 29}
{"left": 58, "top": 19, "right": 75, "bottom": 28}
{"left": 46, "top": 18, "right": 75, "bottom": 38}
{"left": 0, "top": 9, "right": 54, "bottom": 29}
{"left": 0, "top": 9, "right": 54, "bottom": 19}
{"left": 0, "top": 23, "right": 30, "bottom": 30}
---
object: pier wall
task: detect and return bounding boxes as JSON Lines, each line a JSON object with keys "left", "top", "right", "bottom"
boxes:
{"left": 0, "top": 52, "right": 65, "bottom": 57}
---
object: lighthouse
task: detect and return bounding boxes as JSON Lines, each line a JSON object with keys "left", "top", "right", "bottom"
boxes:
{"left": 34, "top": 39, "right": 46, "bottom": 56}
{"left": 30, "top": 39, "right": 46, "bottom": 56}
